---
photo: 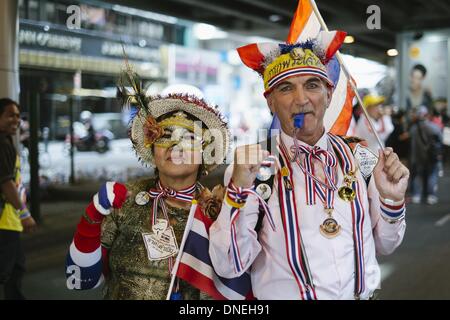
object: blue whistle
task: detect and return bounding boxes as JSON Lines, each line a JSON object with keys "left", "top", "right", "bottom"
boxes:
{"left": 294, "top": 113, "right": 305, "bottom": 129}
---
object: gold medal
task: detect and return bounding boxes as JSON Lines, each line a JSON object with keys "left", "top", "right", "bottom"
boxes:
{"left": 281, "top": 166, "right": 290, "bottom": 177}
{"left": 320, "top": 208, "right": 341, "bottom": 238}
{"left": 338, "top": 186, "right": 356, "bottom": 202}
{"left": 338, "top": 171, "right": 357, "bottom": 202}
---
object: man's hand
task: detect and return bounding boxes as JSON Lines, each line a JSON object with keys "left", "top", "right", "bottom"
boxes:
{"left": 373, "top": 147, "right": 409, "bottom": 201}
{"left": 21, "top": 216, "right": 37, "bottom": 233}
{"left": 232, "top": 144, "right": 270, "bottom": 188}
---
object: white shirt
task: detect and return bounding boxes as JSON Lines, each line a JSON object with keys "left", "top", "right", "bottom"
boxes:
{"left": 209, "top": 131, "right": 406, "bottom": 300}
{"left": 354, "top": 115, "right": 394, "bottom": 153}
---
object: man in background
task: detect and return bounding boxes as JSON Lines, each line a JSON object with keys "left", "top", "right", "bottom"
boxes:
{"left": 0, "top": 98, "right": 36, "bottom": 300}
{"left": 355, "top": 94, "right": 394, "bottom": 152}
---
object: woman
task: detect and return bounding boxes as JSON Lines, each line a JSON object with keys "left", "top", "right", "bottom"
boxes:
{"left": 65, "top": 65, "right": 230, "bottom": 300}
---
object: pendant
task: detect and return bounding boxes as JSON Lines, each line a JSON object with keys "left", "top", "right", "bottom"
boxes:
{"left": 338, "top": 185, "right": 356, "bottom": 202}
{"left": 256, "top": 165, "right": 273, "bottom": 182}
{"left": 284, "top": 178, "right": 292, "bottom": 191}
{"left": 338, "top": 171, "right": 357, "bottom": 202}
{"left": 256, "top": 183, "right": 272, "bottom": 200}
{"left": 152, "top": 219, "right": 168, "bottom": 237}
{"left": 135, "top": 191, "right": 150, "bottom": 205}
{"left": 319, "top": 208, "right": 341, "bottom": 238}
{"left": 142, "top": 222, "right": 179, "bottom": 261}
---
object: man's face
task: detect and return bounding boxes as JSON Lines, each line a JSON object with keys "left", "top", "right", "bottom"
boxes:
{"left": 0, "top": 104, "right": 20, "bottom": 136}
{"left": 367, "top": 104, "right": 383, "bottom": 120}
{"left": 267, "top": 75, "right": 332, "bottom": 139}
{"left": 410, "top": 70, "right": 424, "bottom": 91}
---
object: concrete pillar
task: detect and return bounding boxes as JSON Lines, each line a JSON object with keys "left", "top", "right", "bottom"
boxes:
{"left": 0, "top": 0, "right": 19, "bottom": 101}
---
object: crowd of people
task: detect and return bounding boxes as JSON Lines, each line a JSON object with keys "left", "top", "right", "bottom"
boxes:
{"left": 348, "top": 64, "right": 448, "bottom": 206}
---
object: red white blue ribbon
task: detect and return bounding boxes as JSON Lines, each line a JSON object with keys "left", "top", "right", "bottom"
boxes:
{"left": 328, "top": 133, "right": 366, "bottom": 298}
{"left": 149, "top": 181, "right": 196, "bottom": 281}
{"left": 278, "top": 139, "right": 317, "bottom": 300}
{"left": 149, "top": 180, "right": 197, "bottom": 226}
{"left": 277, "top": 133, "right": 367, "bottom": 299}
{"left": 226, "top": 181, "right": 276, "bottom": 274}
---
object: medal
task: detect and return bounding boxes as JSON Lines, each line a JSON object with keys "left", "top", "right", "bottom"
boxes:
{"left": 256, "top": 165, "right": 273, "bottom": 182}
{"left": 338, "top": 171, "right": 356, "bottom": 202}
{"left": 135, "top": 191, "right": 150, "bottom": 205}
{"left": 338, "top": 186, "right": 356, "bottom": 202}
{"left": 142, "top": 225, "right": 179, "bottom": 261}
{"left": 256, "top": 183, "right": 272, "bottom": 200}
{"left": 281, "top": 166, "right": 290, "bottom": 177}
{"left": 319, "top": 208, "right": 341, "bottom": 238}
{"left": 152, "top": 218, "right": 168, "bottom": 237}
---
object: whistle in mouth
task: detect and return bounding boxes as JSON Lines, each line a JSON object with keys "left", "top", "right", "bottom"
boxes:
{"left": 294, "top": 113, "right": 305, "bottom": 129}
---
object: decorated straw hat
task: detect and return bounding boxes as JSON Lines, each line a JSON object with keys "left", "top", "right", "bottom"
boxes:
{"left": 117, "top": 63, "right": 229, "bottom": 174}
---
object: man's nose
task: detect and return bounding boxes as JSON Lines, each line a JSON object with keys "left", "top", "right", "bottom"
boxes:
{"left": 293, "top": 87, "right": 309, "bottom": 108}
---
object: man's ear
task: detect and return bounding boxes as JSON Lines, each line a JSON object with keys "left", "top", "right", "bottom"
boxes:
{"left": 267, "top": 93, "right": 275, "bottom": 114}
{"left": 326, "top": 85, "right": 333, "bottom": 108}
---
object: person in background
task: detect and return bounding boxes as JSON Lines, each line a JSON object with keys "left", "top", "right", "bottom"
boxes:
{"left": 407, "top": 64, "right": 433, "bottom": 111}
{"left": 354, "top": 94, "right": 394, "bottom": 153}
{"left": 0, "top": 98, "right": 37, "bottom": 300}
{"left": 386, "top": 109, "right": 410, "bottom": 165}
{"left": 409, "top": 106, "right": 442, "bottom": 205}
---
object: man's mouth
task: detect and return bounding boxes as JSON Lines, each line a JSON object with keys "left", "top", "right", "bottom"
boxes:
{"left": 293, "top": 111, "right": 313, "bottom": 119}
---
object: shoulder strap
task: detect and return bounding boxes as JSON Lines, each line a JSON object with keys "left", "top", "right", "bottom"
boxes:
{"left": 333, "top": 135, "right": 372, "bottom": 187}
{"left": 254, "top": 136, "right": 276, "bottom": 233}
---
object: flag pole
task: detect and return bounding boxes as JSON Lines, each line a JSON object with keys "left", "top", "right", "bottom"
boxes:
{"left": 166, "top": 200, "right": 198, "bottom": 300}
{"left": 309, "top": 0, "right": 385, "bottom": 151}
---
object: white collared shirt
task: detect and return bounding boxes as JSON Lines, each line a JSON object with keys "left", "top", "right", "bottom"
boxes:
{"left": 209, "top": 130, "right": 406, "bottom": 300}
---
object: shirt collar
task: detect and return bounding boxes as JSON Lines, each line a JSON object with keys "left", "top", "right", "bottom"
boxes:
{"left": 280, "top": 128, "right": 328, "bottom": 152}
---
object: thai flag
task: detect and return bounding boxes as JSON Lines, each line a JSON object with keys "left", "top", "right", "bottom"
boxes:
{"left": 176, "top": 204, "right": 252, "bottom": 300}
{"left": 286, "top": 0, "right": 355, "bottom": 136}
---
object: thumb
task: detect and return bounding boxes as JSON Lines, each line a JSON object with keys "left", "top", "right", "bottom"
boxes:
{"left": 373, "top": 149, "right": 385, "bottom": 174}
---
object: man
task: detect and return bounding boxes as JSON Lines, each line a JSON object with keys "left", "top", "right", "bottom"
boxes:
{"left": 0, "top": 98, "right": 36, "bottom": 300}
{"left": 407, "top": 64, "right": 433, "bottom": 111}
{"left": 354, "top": 94, "right": 394, "bottom": 153}
{"left": 409, "top": 106, "right": 442, "bottom": 205}
{"left": 209, "top": 32, "right": 409, "bottom": 300}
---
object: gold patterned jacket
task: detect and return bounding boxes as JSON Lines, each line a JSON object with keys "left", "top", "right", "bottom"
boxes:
{"left": 100, "top": 178, "right": 224, "bottom": 300}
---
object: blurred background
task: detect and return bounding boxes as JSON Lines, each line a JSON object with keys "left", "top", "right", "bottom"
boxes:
{"left": 0, "top": 0, "right": 449, "bottom": 299}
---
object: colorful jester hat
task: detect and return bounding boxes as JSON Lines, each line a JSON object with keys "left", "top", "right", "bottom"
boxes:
{"left": 117, "top": 60, "right": 230, "bottom": 173}
{"left": 237, "top": 30, "right": 347, "bottom": 96}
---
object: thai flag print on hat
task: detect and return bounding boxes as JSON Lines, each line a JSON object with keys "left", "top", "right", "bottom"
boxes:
{"left": 237, "top": 30, "right": 346, "bottom": 96}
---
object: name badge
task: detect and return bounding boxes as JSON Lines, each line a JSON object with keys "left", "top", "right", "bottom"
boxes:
{"left": 353, "top": 144, "right": 378, "bottom": 179}
{"left": 142, "top": 219, "right": 179, "bottom": 261}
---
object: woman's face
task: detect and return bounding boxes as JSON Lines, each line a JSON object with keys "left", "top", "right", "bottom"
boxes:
{"left": 153, "top": 128, "right": 202, "bottom": 179}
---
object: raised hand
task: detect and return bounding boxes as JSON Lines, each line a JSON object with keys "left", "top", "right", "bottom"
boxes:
{"left": 231, "top": 144, "right": 270, "bottom": 188}
{"left": 373, "top": 148, "right": 409, "bottom": 202}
